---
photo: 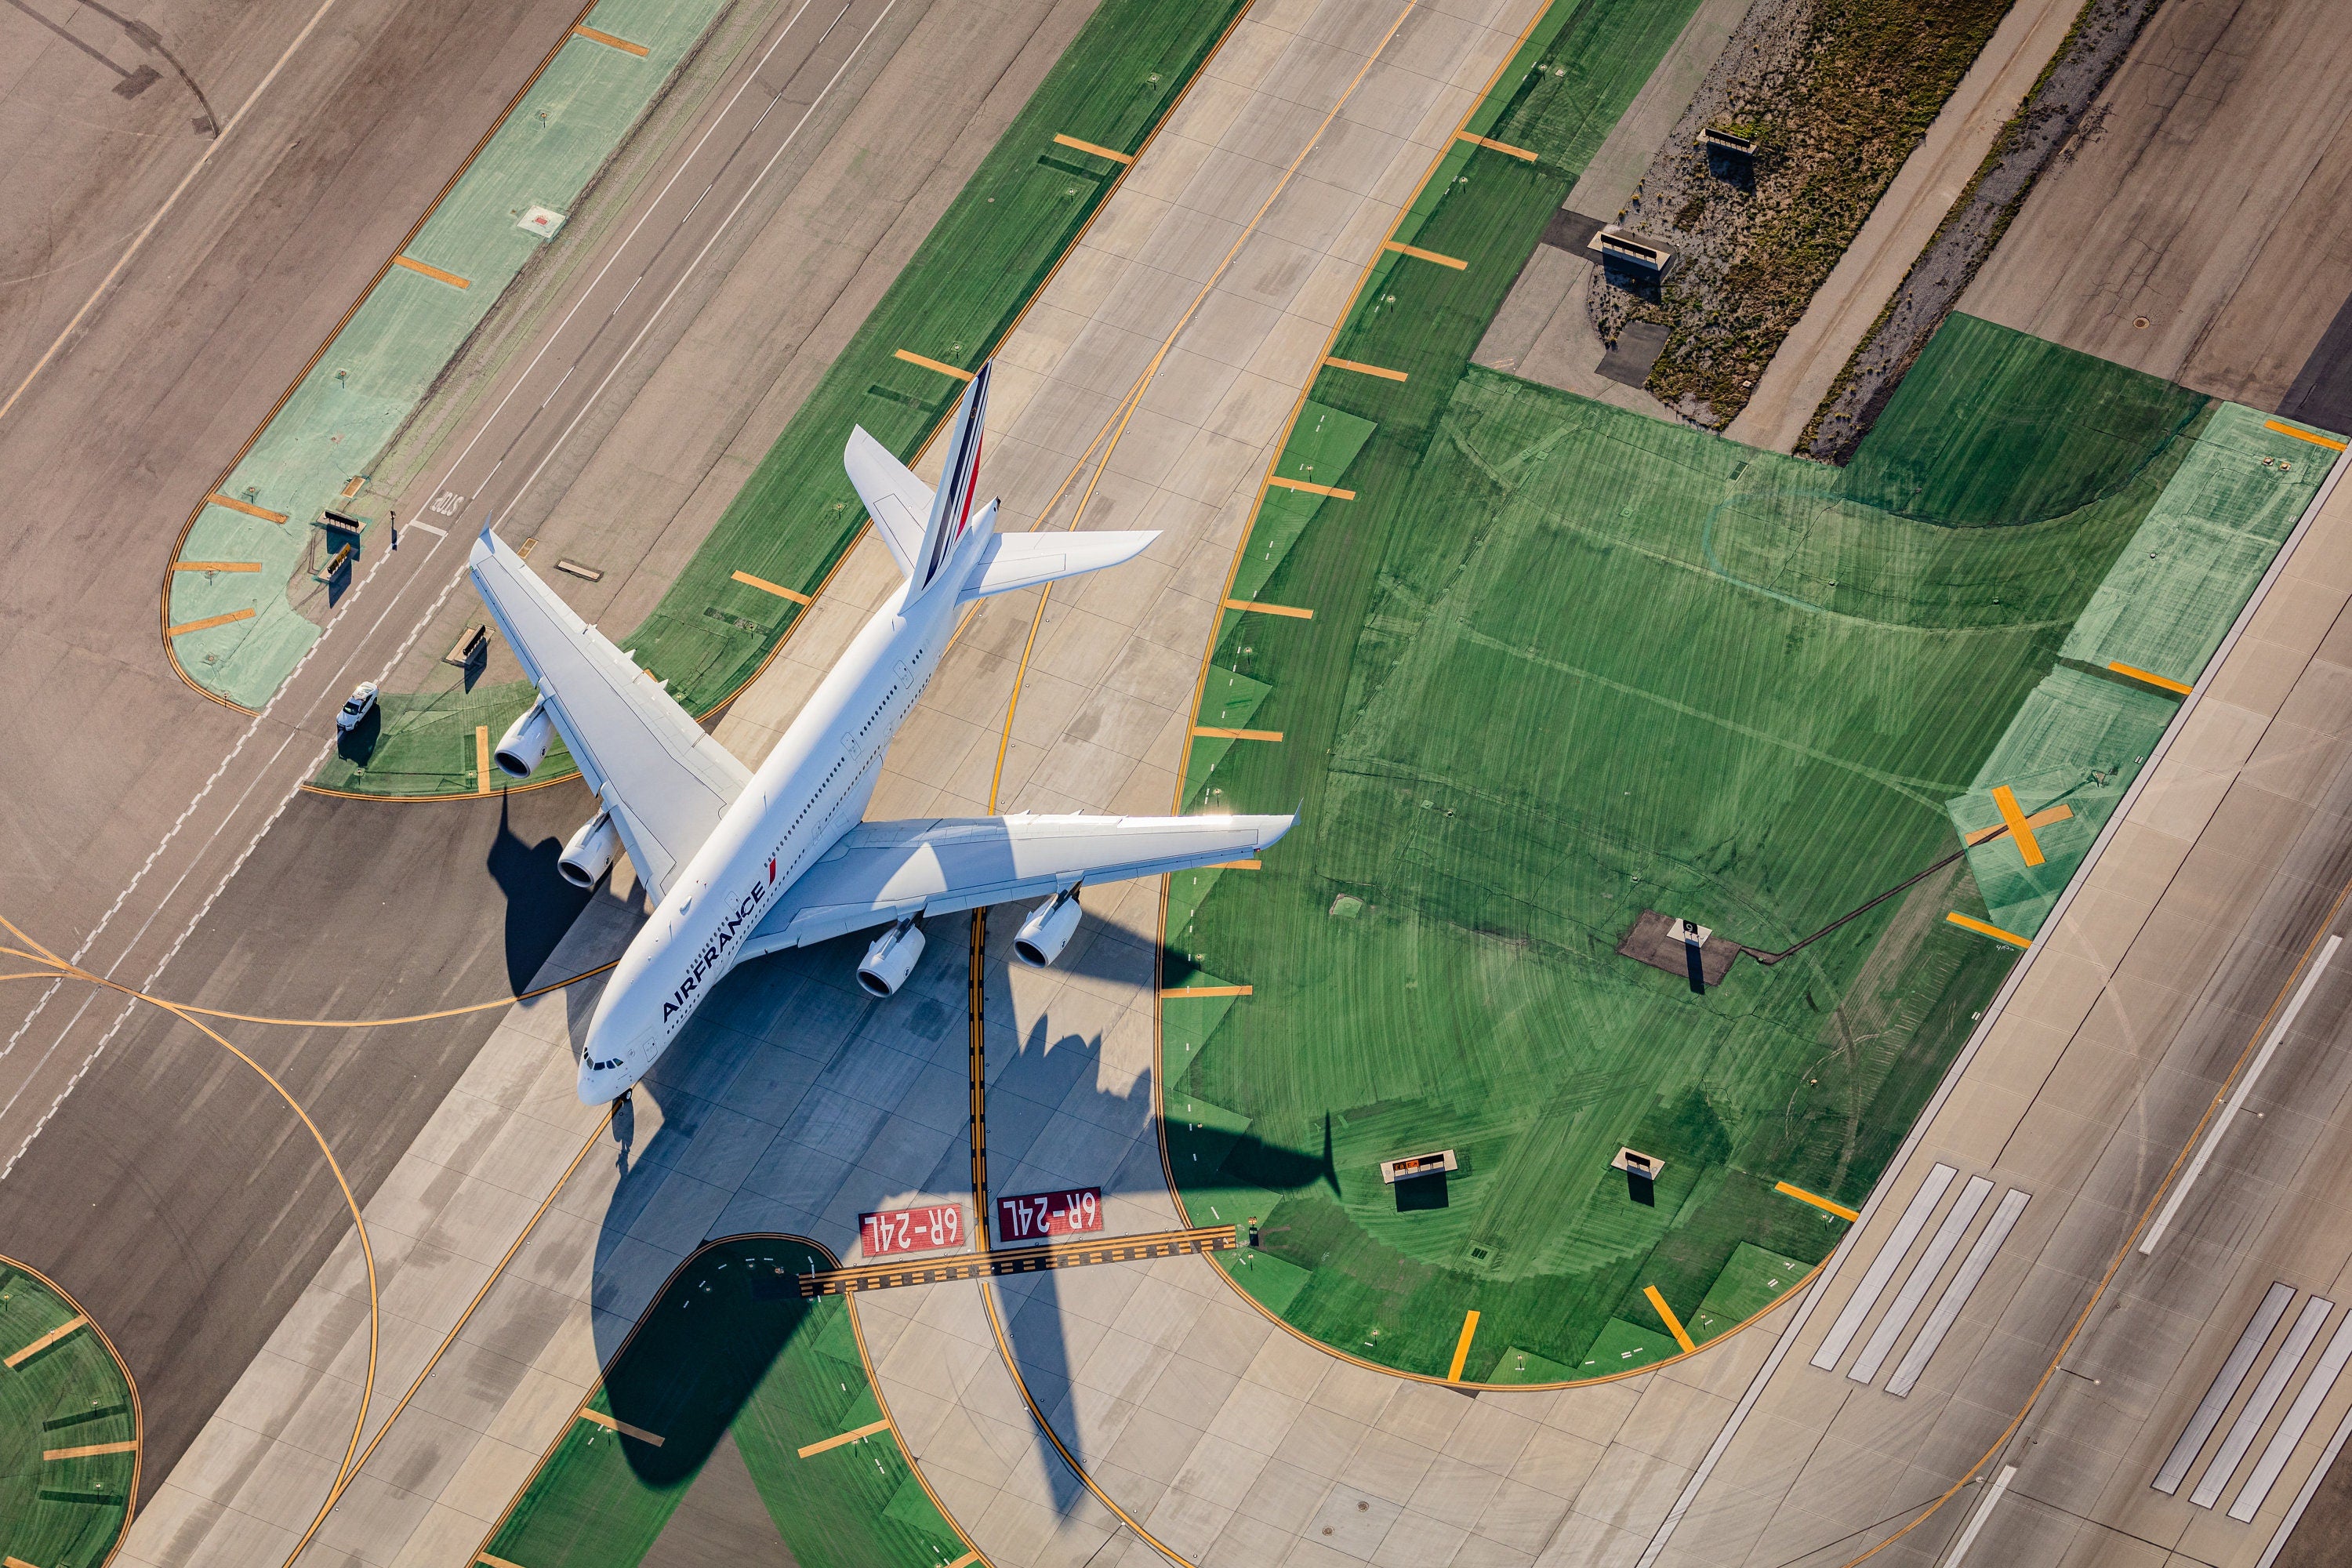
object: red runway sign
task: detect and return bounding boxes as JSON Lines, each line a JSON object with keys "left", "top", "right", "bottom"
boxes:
{"left": 996, "top": 1186, "right": 1103, "bottom": 1243}
{"left": 860, "top": 1203, "right": 965, "bottom": 1257}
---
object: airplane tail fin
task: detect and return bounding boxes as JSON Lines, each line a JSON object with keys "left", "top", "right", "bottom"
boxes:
{"left": 915, "top": 362, "right": 992, "bottom": 589}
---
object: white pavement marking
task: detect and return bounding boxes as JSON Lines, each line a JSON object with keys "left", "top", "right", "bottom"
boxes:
{"left": 1941, "top": 1464, "right": 2016, "bottom": 1568}
{"left": 1812, "top": 1162, "right": 1958, "bottom": 1371}
{"left": 1850, "top": 1173, "right": 1991, "bottom": 1387}
{"left": 1888, "top": 1185, "right": 2029, "bottom": 1397}
{"left": 2155, "top": 1280, "right": 2296, "bottom": 1495}
{"left": 2256, "top": 1378, "right": 2352, "bottom": 1563}
{"left": 2141, "top": 932, "right": 2344, "bottom": 1257}
{"left": 0, "top": 0, "right": 350, "bottom": 425}
{"left": 2192, "top": 1292, "right": 2333, "bottom": 1508}
{"left": 2235, "top": 1303, "right": 2352, "bottom": 1522}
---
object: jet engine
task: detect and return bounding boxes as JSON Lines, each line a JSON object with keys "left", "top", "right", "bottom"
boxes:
{"left": 494, "top": 699, "right": 554, "bottom": 779}
{"left": 857, "top": 916, "right": 925, "bottom": 997}
{"left": 1013, "top": 886, "right": 1083, "bottom": 968}
{"left": 558, "top": 810, "right": 620, "bottom": 889}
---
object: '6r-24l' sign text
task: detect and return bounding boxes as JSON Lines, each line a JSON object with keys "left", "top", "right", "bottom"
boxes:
{"left": 859, "top": 1203, "right": 964, "bottom": 1257}
{"left": 996, "top": 1187, "right": 1103, "bottom": 1243}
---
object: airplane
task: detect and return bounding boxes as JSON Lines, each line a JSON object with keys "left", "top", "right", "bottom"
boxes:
{"left": 468, "top": 361, "right": 1294, "bottom": 1104}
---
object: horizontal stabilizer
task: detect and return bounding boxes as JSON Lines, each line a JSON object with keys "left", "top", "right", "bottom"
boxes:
{"left": 959, "top": 530, "right": 1159, "bottom": 601}
{"left": 844, "top": 426, "right": 933, "bottom": 581}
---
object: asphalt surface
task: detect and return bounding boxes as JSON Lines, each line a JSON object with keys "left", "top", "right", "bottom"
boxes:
{"left": 1962, "top": 0, "right": 2352, "bottom": 420}
{"left": 0, "top": 0, "right": 1086, "bottom": 1501}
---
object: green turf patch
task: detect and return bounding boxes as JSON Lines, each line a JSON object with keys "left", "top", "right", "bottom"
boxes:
{"left": 0, "top": 1261, "right": 136, "bottom": 1568}
{"left": 317, "top": 0, "right": 1254, "bottom": 794}
{"left": 1580, "top": 1318, "right": 1679, "bottom": 1375}
{"left": 1689, "top": 1241, "right": 1810, "bottom": 1338}
{"left": 1156, "top": 0, "right": 2339, "bottom": 1383}
{"left": 481, "top": 1238, "right": 971, "bottom": 1568}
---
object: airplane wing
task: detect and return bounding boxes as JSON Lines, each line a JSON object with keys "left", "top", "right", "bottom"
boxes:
{"left": 469, "top": 529, "right": 751, "bottom": 902}
{"left": 736, "top": 812, "right": 1293, "bottom": 959}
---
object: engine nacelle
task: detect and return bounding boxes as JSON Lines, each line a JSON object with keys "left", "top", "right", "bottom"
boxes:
{"left": 558, "top": 811, "right": 620, "bottom": 889}
{"left": 494, "top": 699, "right": 554, "bottom": 779}
{"left": 857, "top": 917, "right": 926, "bottom": 997}
{"left": 1014, "top": 886, "right": 1083, "bottom": 968}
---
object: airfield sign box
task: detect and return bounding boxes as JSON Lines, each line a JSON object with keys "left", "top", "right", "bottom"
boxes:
{"left": 997, "top": 1187, "right": 1103, "bottom": 1242}
{"left": 860, "top": 1203, "right": 965, "bottom": 1257}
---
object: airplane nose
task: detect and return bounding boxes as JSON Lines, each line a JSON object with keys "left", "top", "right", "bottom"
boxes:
{"left": 575, "top": 1061, "right": 619, "bottom": 1105}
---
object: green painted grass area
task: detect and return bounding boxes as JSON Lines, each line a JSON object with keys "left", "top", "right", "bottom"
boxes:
{"left": 1157, "top": 0, "right": 2306, "bottom": 1383}
{"left": 0, "top": 1260, "right": 137, "bottom": 1568}
{"left": 175, "top": 0, "right": 734, "bottom": 710}
{"left": 481, "top": 1238, "right": 971, "bottom": 1568}
{"left": 314, "top": 0, "right": 1254, "bottom": 795}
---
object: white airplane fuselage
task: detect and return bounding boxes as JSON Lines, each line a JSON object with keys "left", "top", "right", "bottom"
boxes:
{"left": 573, "top": 503, "right": 996, "bottom": 1103}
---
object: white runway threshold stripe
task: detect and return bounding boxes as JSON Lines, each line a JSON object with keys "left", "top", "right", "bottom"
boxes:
{"left": 2192, "top": 1292, "right": 2333, "bottom": 1509}
{"left": 2142, "top": 932, "right": 2343, "bottom": 1256}
{"left": 2156, "top": 1280, "right": 2296, "bottom": 1494}
{"left": 1889, "top": 1185, "right": 2030, "bottom": 1397}
{"left": 1812, "top": 1162, "right": 1958, "bottom": 1371}
{"left": 2236, "top": 1305, "right": 2352, "bottom": 1522}
{"left": 1851, "top": 1174, "right": 1991, "bottom": 1387}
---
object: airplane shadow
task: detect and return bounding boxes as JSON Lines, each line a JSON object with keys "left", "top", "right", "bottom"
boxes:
{"left": 485, "top": 795, "right": 594, "bottom": 991}
{"left": 582, "top": 908, "right": 1333, "bottom": 1519}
